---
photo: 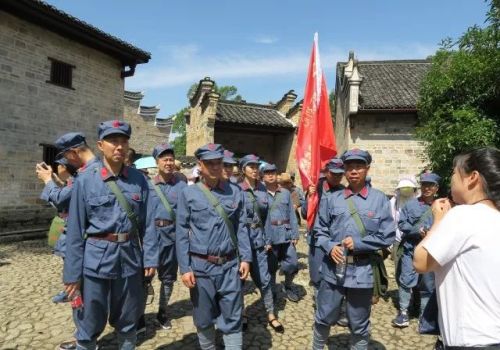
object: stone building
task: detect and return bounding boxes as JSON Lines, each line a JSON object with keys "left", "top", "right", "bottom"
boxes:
{"left": 334, "top": 52, "right": 432, "bottom": 192}
{"left": 186, "top": 77, "right": 301, "bottom": 172}
{"left": 0, "top": 0, "right": 150, "bottom": 239}
{"left": 123, "top": 90, "right": 173, "bottom": 156}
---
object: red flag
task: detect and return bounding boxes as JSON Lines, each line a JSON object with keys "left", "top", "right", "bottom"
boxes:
{"left": 296, "top": 33, "right": 337, "bottom": 229}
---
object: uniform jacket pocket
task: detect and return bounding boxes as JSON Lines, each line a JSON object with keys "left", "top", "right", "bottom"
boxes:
{"left": 84, "top": 238, "right": 108, "bottom": 271}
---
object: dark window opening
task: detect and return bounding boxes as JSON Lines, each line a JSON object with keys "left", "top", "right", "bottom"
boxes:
{"left": 39, "top": 143, "right": 58, "bottom": 172}
{"left": 47, "top": 58, "right": 74, "bottom": 89}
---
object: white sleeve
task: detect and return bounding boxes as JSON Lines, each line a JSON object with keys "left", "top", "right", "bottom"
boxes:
{"left": 423, "top": 206, "right": 471, "bottom": 267}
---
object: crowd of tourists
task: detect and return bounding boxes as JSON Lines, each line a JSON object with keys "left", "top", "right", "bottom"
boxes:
{"left": 35, "top": 119, "right": 500, "bottom": 350}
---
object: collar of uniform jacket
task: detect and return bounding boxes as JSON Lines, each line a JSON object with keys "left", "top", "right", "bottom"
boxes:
{"left": 344, "top": 185, "right": 369, "bottom": 199}
{"left": 154, "top": 174, "right": 178, "bottom": 185}
{"left": 267, "top": 187, "right": 282, "bottom": 196}
{"left": 322, "top": 180, "right": 333, "bottom": 193}
{"left": 417, "top": 197, "right": 432, "bottom": 205}
{"left": 100, "top": 165, "right": 129, "bottom": 181}
{"left": 201, "top": 179, "right": 227, "bottom": 191}
{"left": 238, "top": 180, "right": 251, "bottom": 191}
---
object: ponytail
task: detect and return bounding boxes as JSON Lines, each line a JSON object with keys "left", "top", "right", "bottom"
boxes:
{"left": 453, "top": 147, "right": 500, "bottom": 210}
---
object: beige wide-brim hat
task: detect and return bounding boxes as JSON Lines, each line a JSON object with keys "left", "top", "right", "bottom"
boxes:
{"left": 396, "top": 178, "right": 417, "bottom": 189}
{"left": 280, "top": 172, "right": 292, "bottom": 183}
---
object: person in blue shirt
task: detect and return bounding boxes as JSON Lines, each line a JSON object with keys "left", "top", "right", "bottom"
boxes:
{"left": 38, "top": 156, "right": 77, "bottom": 258}
{"left": 62, "top": 120, "right": 158, "bottom": 350}
{"left": 303, "top": 158, "right": 345, "bottom": 302}
{"left": 37, "top": 133, "right": 98, "bottom": 350}
{"left": 392, "top": 172, "right": 440, "bottom": 328}
{"left": 136, "top": 143, "right": 187, "bottom": 334}
{"left": 262, "top": 164, "right": 300, "bottom": 303}
{"left": 312, "top": 149, "right": 395, "bottom": 350}
{"left": 175, "top": 143, "right": 251, "bottom": 350}
{"left": 238, "top": 155, "right": 284, "bottom": 333}
{"left": 223, "top": 149, "right": 238, "bottom": 183}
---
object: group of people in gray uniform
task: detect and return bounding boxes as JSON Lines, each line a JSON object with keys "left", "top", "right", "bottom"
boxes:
{"left": 37, "top": 119, "right": 442, "bottom": 350}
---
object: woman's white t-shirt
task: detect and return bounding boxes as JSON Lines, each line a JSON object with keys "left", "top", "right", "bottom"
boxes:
{"left": 423, "top": 203, "right": 500, "bottom": 347}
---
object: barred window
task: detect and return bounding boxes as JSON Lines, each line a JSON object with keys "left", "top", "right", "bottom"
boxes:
{"left": 47, "top": 58, "right": 74, "bottom": 89}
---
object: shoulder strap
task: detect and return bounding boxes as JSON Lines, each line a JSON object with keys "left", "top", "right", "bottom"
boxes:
{"left": 196, "top": 182, "right": 240, "bottom": 261}
{"left": 150, "top": 180, "right": 175, "bottom": 221}
{"left": 415, "top": 207, "right": 432, "bottom": 228}
{"left": 270, "top": 191, "right": 283, "bottom": 213}
{"left": 247, "top": 190, "right": 262, "bottom": 223}
{"left": 105, "top": 179, "right": 143, "bottom": 251}
{"left": 346, "top": 197, "right": 367, "bottom": 238}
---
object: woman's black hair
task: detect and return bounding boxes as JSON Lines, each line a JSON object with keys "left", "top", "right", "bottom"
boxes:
{"left": 453, "top": 147, "right": 500, "bottom": 210}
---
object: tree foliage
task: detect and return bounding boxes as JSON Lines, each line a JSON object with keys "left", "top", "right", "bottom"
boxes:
{"left": 417, "top": 0, "right": 500, "bottom": 183}
{"left": 171, "top": 107, "right": 188, "bottom": 156}
{"left": 171, "top": 83, "right": 243, "bottom": 155}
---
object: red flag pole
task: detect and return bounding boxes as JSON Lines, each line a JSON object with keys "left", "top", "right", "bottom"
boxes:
{"left": 296, "top": 33, "right": 337, "bottom": 229}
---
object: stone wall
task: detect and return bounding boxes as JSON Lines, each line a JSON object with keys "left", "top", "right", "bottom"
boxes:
{"left": 123, "top": 101, "right": 171, "bottom": 156}
{"left": 348, "top": 113, "right": 426, "bottom": 193}
{"left": 215, "top": 128, "right": 293, "bottom": 171}
{"left": 0, "top": 11, "right": 125, "bottom": 233}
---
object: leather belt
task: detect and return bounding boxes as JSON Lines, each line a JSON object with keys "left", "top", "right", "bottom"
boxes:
{"left": 155, "top": 219, "right": 174, "bottom": 227}
{"left": 190, "top": 252, "right": 236, "bottom": 265}
{"left": 271, "top": 219, "right": 290, "bottom": 225}
{"left": 91, "top": 233, "right": 130, "bottom": 243}
{"left": 346, "top": 254, "right": 371, "bottom": 264}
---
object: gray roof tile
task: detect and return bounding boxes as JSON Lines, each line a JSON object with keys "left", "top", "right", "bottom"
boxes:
{"left": 339, "top": 60, "right": 431, "bottom": 110}
{"left": 216, "top": 100, "right": 294, "bottom": 129}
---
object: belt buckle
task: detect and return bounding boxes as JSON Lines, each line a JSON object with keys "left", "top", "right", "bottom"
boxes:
{"left": 116, "top": 233, "right": 127, "bottom": 243}
{"left": 346, "top": 255, "right": 355, "bottom": 264}
{"left": 276, "top": 220, "right": 282, "bottom": 225}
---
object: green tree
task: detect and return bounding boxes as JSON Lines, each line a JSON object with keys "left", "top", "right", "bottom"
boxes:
{"left": 171, "top": 84, "right": 244, "bottom": 155}
{"left": 187, "top": 83, "right": 242, "bottom": 101}
{"left": 171, "top": 107, "right": 188, "bottom": 156}
{"left": 417, "top": 0, "right": 500, "bottom": 184}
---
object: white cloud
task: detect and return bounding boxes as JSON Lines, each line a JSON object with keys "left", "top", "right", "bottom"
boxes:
{"left": 157, "top": 43, "right": 200, "bottom": 61}
{"left": 127, "top": 43, "right": 437, "bottom": 90}
{"left": 253, "top": 36, "right": 279, "bottom": 44}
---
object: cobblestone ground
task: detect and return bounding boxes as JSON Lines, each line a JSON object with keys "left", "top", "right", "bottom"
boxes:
{"left": 0, "top": 236, "right": 437, "bottom": 350}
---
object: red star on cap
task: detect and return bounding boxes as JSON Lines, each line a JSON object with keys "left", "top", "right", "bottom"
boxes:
{"left": 112, "top": 120, "right": 121, "bottom": 128}
{"left": 207, "top": 143, "right": 216, "bottom": 151}
{"left": 352, "top": 149, "right": 360, "bottom": 154}
{"left": 132, "top": 194, "right": 140, "bottom": 200}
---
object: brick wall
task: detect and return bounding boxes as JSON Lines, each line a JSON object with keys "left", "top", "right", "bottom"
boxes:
{"left": 215, "top": 128, "right": 293, "bottom": 171}
{"left": 123, "top": 100, "right": 171, "bottom": 155}
{"left": 348, "top": 113, "right": 426, "bottom": 193}
{"left": 0, "top": 11, "right": 125, "bottom": 232}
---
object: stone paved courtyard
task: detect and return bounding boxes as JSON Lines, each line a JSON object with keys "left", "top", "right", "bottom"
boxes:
{"left": 0, "top": 236, "right": 437, "bottom": 349}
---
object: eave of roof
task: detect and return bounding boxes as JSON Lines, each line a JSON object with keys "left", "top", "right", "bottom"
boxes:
{"left": 1, "top": 0, "right": 151, "bottom": 65}
{"left": 216, "top": 100, "right": 295, "bottom": 129}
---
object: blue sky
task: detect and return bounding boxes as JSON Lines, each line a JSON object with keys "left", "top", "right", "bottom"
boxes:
{"left": 46, "top": 0, "right": 489, "bottom": 119}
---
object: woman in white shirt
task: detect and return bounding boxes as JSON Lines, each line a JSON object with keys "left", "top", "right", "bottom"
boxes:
{"left": 414, "top": 147, "right": 500, "bottom": 349}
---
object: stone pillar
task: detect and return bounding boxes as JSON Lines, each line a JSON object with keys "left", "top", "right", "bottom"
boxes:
{"left": 186, "top": 77, "right": 220, "bottom": 155}
{"left": 275, "top": 90, "right": 298, "bottom": 115}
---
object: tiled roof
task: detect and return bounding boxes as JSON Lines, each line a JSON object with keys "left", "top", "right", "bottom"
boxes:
{"left": 1, "top": 0, "right": 150, "bottom": 65}
{"left": 140, "top": 105, "right": 160, "bottom": 118}
{"left": 124, "top": 91, "right": 144, "bottom": 101}
{"left": 216, "top": 100, "right": 294, "bottom": 129}
{"left": 340, "top": 60, "right": 431, "bottom": 110}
